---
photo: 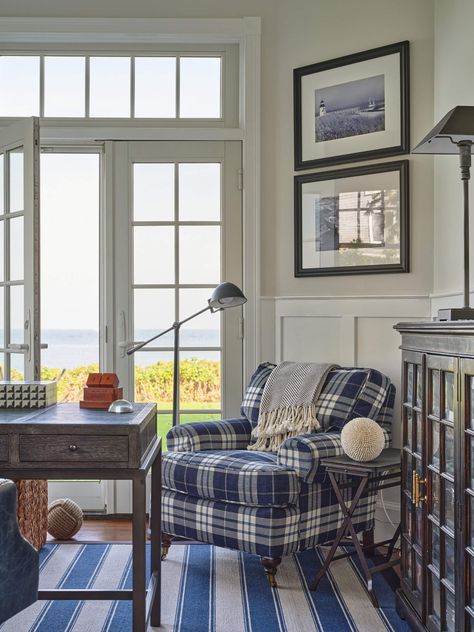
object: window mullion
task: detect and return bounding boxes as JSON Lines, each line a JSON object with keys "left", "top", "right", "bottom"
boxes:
{"left": 130, "top": 56, "right": 135, "bottom": 119}
{"left": 85, "top": 56, "right": 90, "bottom": 118}
{"left": 39, "top": 56, "right": 45, "bottom": 117}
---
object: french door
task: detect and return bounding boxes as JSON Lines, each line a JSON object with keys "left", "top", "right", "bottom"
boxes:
{"left": 44, "top": 140, "right": 243, "bottom": 512}
{"left": 0, "top": 118, "right": 40, "bottom": 381}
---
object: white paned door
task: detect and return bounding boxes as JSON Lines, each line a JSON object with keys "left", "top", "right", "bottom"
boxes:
{"left": 0, "top": 118, "right": 40, "bottom": 381}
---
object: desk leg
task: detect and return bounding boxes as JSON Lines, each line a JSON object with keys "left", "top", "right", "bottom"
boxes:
{"left": 150, "top": 448, "right": 161, "bottom": 627}
{"left": 133, "top": 476, "right": 147, "bottom": 632}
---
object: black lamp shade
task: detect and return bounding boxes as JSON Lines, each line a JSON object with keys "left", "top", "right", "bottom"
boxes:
{"left": 412, "top": 106, "right": 474, "bottom": 154}
{"left": 208, "top": 282, "right": 247, "bottom": 311}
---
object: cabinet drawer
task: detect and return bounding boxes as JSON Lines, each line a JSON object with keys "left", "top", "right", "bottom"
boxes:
{"left": 19, "top": 435, "right": 129, "bottom": 463}
{"left": 0, "top": 435, "right": 8, "bottom": 462}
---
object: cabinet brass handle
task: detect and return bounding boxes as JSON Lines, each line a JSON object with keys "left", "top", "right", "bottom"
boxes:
{"left": 413, "top": 473, "right": 427, "bottom": 508}
{"left": 69, "top": 444, "right": 78, "bottom": 452}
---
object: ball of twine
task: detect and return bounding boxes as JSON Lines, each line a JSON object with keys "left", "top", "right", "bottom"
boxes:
{"left": 341, "top": 417, "right": 385, "bottom": 462}
{"left": 47, "top": 498, "right": 83, "bottom": 540}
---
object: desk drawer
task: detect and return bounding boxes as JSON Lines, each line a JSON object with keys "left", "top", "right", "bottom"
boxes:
{"left": 0, "top": 435, "right": 8, "bottom": 462}
{"left": 19, "top": 434, "right": 129, "bottom": 463}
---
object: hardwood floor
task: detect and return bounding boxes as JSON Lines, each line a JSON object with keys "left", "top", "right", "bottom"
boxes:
{"left": 47, "top": 517, "right": 135, "bottom": 543}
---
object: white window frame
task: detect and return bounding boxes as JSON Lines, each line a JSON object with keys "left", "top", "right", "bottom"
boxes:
{"left": 0, "top": 17, "right": 261, "bottom": 383}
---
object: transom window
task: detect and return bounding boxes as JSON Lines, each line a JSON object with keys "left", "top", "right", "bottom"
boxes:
{"left": 0, "top": 54, "right": 222, "bottom": 119}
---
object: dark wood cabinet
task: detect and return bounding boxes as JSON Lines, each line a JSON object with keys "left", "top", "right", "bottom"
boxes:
{"left": 395, "top": 321, "right": 474, "bottom": 632}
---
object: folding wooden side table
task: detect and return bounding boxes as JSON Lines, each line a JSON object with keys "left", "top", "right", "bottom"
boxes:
{"left": 310, "top": 448, "right": 401, "bottom": 608}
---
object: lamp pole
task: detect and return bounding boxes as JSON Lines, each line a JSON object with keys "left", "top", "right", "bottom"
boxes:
{"left": 459, "top": 141, "right": 473, "bottom": 310}
{"left": 127, "top": 305, "right": 212, "bottom": 427}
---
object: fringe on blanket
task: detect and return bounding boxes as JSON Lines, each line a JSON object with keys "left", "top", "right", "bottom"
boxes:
{"left": 248, "top": 403, "right": 319, "bottom": 452}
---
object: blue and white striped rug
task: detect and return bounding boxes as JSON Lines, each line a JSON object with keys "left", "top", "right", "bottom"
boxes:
{"left": 2, "top": 543, "right": 409, "bottom": 632}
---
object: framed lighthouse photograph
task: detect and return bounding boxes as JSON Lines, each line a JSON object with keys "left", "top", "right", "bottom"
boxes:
{"left": 294, "top": 41, "right": 409, "bottom": 170}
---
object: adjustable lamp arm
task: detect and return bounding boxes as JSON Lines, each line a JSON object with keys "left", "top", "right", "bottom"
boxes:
{"left": 126, "top": 305, "right": 212, "bottom": 356}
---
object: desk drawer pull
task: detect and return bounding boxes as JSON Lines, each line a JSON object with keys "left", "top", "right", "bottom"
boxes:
{"left": 69, "top": 444, "right": 78, "bottom": 452}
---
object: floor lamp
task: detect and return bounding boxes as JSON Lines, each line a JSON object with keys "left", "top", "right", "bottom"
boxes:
{"left": 126, "top": 281, "right": 247, "bottom": 426}
{"left": 413, "top": 105, "right": 474, "bottom": 320}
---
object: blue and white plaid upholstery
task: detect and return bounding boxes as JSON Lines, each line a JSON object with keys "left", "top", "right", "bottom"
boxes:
{"left": 162, "top": 366, "right": 395, "bottom": 560}
{"left": 167, "top": 418, "right": 252, "bottom": 452}
{"left": 163, "top": 449, "right": 299, "bottom": 506}
{"left": 240, "top": 362, "right": 275, "bottom": 425}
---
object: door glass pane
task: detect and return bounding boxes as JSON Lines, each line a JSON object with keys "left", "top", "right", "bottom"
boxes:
{"left": 430, "top": 573, "right": 441, "bottom": 622}
{"left": 444, "top": 372, "right": 454, "bottom": 421}
{"left": 134, "top": 57, "right": 176, "bottom": 118}
{"left": 471, "top": 377, "right": 474, "bottom": 429}
{"left": 403, "top": 544, "right": 412, "bottom": 582}
{"left": 179, "top": 226, "right": 220, "bottom": 283}
{"left": 431, "top": 472, "right": 440, "bottom": 519}
{"left": 404, "top": 454, "right": 413, "bottom": 495}
{"left": 0, "top": 56, "right": 40, "bottom": 116}
{"left": 406, "top": 408, "right": 412, "bottom": 449}
{"left": 179, "top": 57, "right": 221, "bottom": 118}
{"left": 407, "top": 363, "right": 413, "bottom": 404}
{"left": 416, "top": 365, "right": 423, "bottom": 407}
{"left": 179, "top": 163, "right": 221, "bottom": 221}
{"left": 415, "top": 412, "right": 422, "bottom": 454}
{"left": 471, "top": 440, "right": 474, "bottom": 489}
{"left": 44, "top": 56, "right": 86, "bottom": 117}
{"left": 89, "top": 57, "right": 131, "bottom": 117}
{"left": 415, "top": 507, "right": 423, "bottom": 546}
{"left": 445, "top": 425, "right": 454, "bottom": 476}
{"left": 444, "top": 479, "right": 455, "bottom": 531}
{"left": 431, "top": 420, "right": 440, "bottom": 468}
{"left": 10, "top": 284, "right": 24, "bottom": 345}
{"left": 9, "top": 149, "right": 24, "bottom": 212}
{"left": 431, "top": 522, "right": 440, "bottom": 570}
{"left": 40, "top": 154, "right": 100, "bottom": 400}
{"left": 179, "top": 351, "right": 221, "bottom": 410}
{"left": 0, "top": 220, "right": 3, "bottom": 282}
{"left": 404, "top": 500, "right": 413, "bottom": 538}
{"left": 431, "top": 369, "right": 440, "bottom": 417}
{"left": 471, "top": 556, "right": 474, "bottom": 607}
{"left": 446, "top": 589, "right": 455, "bottom": 632}
{"left": 134, "top": 289, "right": 174, "bottom": 347}
{"left": 179, "top": 288, "right": 220, "bottom": 348}
{"left": 0, "top": 287, "right": 3, "bottom": 348}
{"left": 9, "top": 216, "right": 24, "bottom": 281}
{"left": 0, "top": 154, "right": 4, "bottom": 214}
{"left": 414, "top": 554, "right": 422, "bottom": 592}
{"left": 134, "top": 226, "right": 174, "bottom": 284}
{"left": 133, "top": 163, "right": 174, "bottom": 221}
{"left": 10, "top": 352, "right": 24, "bottom": 380}
{"left": 445, "top": 534, "right": 455, "bottom": 588}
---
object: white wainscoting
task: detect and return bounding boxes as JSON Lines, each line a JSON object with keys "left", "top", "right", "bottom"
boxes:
{"left": 259, "top": 294, "right": 431, "bottom": 535}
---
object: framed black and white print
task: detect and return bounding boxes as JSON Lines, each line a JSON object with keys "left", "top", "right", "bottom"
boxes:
{"left": 294, "top": 41, "right": 409, "bottom": 170}
{"left": 294, "top": 160, "right": 409, "bottom": 277}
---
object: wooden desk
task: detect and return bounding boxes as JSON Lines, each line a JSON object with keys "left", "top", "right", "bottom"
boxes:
{"left": 0, "top": 403, "right": 161, "bottom": 632}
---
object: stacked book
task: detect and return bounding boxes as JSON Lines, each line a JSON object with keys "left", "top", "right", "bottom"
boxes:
{"left": 80, "top": 373, "right": 123, "bottom": 409}
{"left": 0, "top": 381, "right": 57, "bottom": 408}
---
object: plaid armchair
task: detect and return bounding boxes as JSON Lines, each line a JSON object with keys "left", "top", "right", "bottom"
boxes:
{"left": 161, "top": 366, "right": 395, "bottom": 586}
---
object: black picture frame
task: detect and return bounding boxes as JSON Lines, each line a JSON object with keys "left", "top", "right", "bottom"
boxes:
{"left": 294, "top": 41, "right": 410, "bottom": 170}
{"left": 294, "top": 160, "right": 409, "bottom": 277}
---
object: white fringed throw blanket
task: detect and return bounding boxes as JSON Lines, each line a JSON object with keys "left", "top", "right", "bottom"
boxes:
{"left": 248, "top": 361, "right": 338, "bottom": 452}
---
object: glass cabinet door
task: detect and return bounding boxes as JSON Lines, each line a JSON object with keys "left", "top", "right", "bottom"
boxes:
{"left": 401, "top": 351, "right": 425, "bottom": 618}
{"left": 426, "top": 354, "right": 457, "bottom": 632}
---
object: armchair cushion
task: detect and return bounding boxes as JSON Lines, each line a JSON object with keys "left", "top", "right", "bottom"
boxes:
{"left": 167, "top": 417, "right": 252, "bottom": 452}
{"left": 163, "top": 449, "right": 299, "bottom": 506}
{"left": 240, "top": 362, "right": 275, "bottom": 425}
{"left": 277, "top": 428, "right": 391, "bottom": 484}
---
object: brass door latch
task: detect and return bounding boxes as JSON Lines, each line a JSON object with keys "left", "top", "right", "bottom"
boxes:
{"left": 412, "top": 471, "right": 427, "bottom": 508}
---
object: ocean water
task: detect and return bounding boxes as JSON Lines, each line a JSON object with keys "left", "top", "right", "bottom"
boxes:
{"left": 36, "top": 329, "right": 220, "bottom": 369}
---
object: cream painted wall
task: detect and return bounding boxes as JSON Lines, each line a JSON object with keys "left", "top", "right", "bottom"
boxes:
{"left": 0, "top": 0, "right": 434, "bottom": 300}
{"left": 433, "top": 0, "right": 474, "bottom": 305}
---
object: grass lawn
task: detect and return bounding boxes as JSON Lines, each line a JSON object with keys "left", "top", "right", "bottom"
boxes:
{"left": 154, "top": 401, "right": 221, "bottom": 450}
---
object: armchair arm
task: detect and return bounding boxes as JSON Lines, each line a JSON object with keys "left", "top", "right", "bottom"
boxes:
{"left": 166, "top": 417, "right": 253, "bottom": 452}
{"left": 0, "top": 480, "right": 39, "bottom": 624}
{"left": 277, "top": 428, "right": 390, "bottom": 483}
